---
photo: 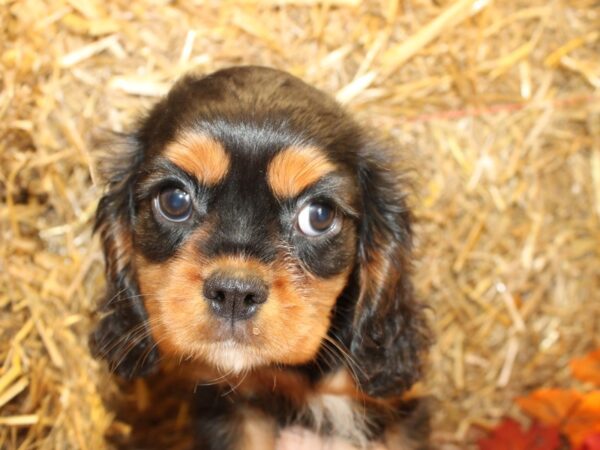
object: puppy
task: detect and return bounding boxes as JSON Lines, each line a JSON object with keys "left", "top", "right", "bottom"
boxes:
{"left": 90, "top": 66, "right": 431, "bottom": 450}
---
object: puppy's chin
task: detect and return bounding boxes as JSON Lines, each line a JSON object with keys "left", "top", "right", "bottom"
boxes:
{"left": 195, "top": 341, "right": 267, "bottom": 374}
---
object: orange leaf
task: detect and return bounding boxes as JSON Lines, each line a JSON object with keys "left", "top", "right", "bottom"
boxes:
{"left": 517, "top": 389, "right": 600, "bottom": 448}
{"left": 516, "top": 389, "right": 583, "bottom": 425}
{"left": 564, "top": 392, "right": 600, "bottom": 447}
{"left": 571, "top": 349, "right": 600, "bottom": 386}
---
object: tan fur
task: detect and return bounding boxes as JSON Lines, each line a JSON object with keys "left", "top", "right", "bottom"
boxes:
{"left": 308, "top": 370, "right": 371, "bottom": 447}
{"left": 267, "top": 146, "right": 336, "bottom": 198}
{"left": 384, "top": 424, "right": 423, "bottom": 450}
{"left": 136, "top": 229, "right": 352, "bottom": 373}
{"left": 315, "top": 369, "right": 425, "bottom": 406}
{"left": 238, "top": 407, "right": 277, "bottom": 450}
{"left": 106, "top": 219, "right": 133, "bottom": 275}
{"left": 356, "top": 241, "right": 401, "bottom": 327}
{"left": 162, "top": 362, "right": 426, "bottom": 448}
{"left": 164, "top": 133, "right": 230, "bottom": 185}
{"left": 309, "top": 372, "right": 426, "bottom": 449}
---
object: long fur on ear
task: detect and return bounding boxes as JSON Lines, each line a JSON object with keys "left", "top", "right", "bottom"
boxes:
{"left": 89, "top": 133, "right": 159, "bottom": 378}
{"left": 350, "top": 142, "right": 430, "bottom": 398}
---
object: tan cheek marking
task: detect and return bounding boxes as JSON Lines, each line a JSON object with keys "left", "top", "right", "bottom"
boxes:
{"left": 135, "top": 256, "right": 176, "bottom": 354}
{"left": 164, "top": 133, "right": 230, "bottom": 185}
{"left": 135, "top": 227, "right": 213, "bottom": 358}
{"left": 267, "top": 146, "right": 336, "bottom": 198}
{"left": 257, "top": 267, "right": 351, "bottom": 365}
{"left": 258, "top": 228, "right": 357, "bottom": 365}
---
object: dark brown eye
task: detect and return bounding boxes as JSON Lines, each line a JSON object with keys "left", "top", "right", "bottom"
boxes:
{"left": 154, "top": 187, "right": 192, "bottom": 222}
{"left": 297, "top": 202, "right": 339, "bottom": 236}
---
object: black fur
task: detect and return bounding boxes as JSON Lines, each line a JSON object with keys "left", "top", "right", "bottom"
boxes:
{"left": 190, "top": 387, "right": 242, "bottom": 450}
{"left": 350, "top": 145, "right": 431, "bottom": 397}
{"left": 89, "top": 133, "right": 159, "bottom": 378}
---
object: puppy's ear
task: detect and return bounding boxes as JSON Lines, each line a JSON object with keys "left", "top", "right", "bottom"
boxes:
{"left": 351, "top": 143, "right": 430, "bottom": 398}
{"left": 89, "top": 133, "right": 159, "bottom": 378}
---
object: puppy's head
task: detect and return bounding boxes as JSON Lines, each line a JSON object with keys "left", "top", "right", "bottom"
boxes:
{"left": 90, "top": 66, "right": 429, "bottom": 397}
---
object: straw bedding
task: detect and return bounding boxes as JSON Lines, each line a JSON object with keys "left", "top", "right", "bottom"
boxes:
{"left": 1, "top": 0, "right": 599, "bottom": 448}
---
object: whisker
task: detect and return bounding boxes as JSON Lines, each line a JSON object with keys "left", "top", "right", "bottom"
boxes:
{"left": 110, "top": 322, "right": 159, "bottom": 372}
{"left": 104, "top": 292, "right": 151, "bottom": 306}
{"left": 101, "top": 317, "right": 161, "bottom": 373}
{"left": 95, "top": 319, "right": 150, "bottom": 357}
{"left": 195, "top": 367, "right": 236, "bottom": 388}
{"left": 134, "top": 331, "right": 170, "bottom": 373}
{"left": 221, "top": 368, "right": 249, "bottom": 397}
{"left": 323, "top": 334, "right": 367, "bottom": 386}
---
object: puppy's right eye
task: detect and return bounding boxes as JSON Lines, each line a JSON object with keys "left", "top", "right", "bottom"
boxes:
{"left": 297, "top": 201, "right": 340, "bottom": 237}
{"left": 153, "top": 187, "right": 192, "bottom": 222}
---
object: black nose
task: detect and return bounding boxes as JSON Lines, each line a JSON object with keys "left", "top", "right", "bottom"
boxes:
{"left": 203, "top": 273, "right": 268, "bottom": 321}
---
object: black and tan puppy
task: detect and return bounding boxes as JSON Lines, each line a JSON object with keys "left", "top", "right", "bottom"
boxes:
{"left": 90, "top": 66, "right": 431, "bottom": 449}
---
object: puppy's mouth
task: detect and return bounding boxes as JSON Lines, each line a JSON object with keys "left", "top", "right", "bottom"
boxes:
{"left": 207, "top": 316, "right": 265, "bottom": 343}
{"left": 186, "top": 314, "right": 269, "bottom": 374}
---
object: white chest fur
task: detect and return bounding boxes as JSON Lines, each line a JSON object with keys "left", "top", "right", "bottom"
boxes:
{"left": 306, "top": 392, "right": 370, "bottom": 448}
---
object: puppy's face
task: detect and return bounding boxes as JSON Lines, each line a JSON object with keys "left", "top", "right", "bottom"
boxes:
{"left": 92, "top": 67, "right": 429, "bottom": 397}
{"left": 134, "top": 132, "right": 358, "bottom": 372}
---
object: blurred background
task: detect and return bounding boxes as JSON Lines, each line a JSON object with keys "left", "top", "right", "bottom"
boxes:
{"left": 1, "top": 0, "right": 599, "bottom": 448}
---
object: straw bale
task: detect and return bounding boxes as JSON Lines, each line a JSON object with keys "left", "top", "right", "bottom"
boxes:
{"left": 1, "top": 0, "right": 599, "bottom": 448}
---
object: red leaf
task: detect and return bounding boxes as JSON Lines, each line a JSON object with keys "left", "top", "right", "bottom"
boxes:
{"left": 478, "top": 419, "right": 560, "bottom": 450}
{"left": 579, "top": 433, "right": 600, "bottom": 450}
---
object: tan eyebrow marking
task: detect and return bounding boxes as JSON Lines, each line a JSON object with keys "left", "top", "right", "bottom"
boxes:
{"left": 164, "top": 133, "right": 230, "bottom": 185}
{"left": 267, "top": 146, "right": 336, "bottom": 198}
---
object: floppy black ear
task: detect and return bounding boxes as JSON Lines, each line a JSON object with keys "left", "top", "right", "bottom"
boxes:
{"left": 89, "top": 133, "right": 159, "bottom": 378}
{"left": 350, "top": 143, "right": 430, "bottom": 398}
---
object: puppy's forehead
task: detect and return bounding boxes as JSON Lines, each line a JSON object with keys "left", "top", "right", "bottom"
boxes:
{"left": 141, "top": 67, "right": 360, "bottom": 163}
{"left": 162, "top": 129, "right": 338, "bottom": 197}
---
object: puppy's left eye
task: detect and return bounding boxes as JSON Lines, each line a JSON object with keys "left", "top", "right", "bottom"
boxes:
{"left": 297, "top": 202, "right": 340, "bottom": 237}
{"left": 153, "top": 187, "right": 192, "bottom": 222}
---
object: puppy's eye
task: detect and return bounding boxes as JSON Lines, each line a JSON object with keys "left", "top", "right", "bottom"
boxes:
{"left": 297, "top": 202, "right": 339, "bottom": 236}
{"left": 153, "top": 187, "right": 192, "bottom": 222}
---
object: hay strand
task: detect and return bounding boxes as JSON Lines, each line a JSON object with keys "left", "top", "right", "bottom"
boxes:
{"left": 1, "top": 0, "right": 599, "bottom": 448}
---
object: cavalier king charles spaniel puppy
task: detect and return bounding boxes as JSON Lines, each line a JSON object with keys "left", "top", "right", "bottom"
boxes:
{"left": 90, "top": 66, "right": 431, "bottom": 450}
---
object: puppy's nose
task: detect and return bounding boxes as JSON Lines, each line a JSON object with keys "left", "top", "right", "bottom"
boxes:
{"left": 203, "top": 273, "right": 268, "bottom": 321}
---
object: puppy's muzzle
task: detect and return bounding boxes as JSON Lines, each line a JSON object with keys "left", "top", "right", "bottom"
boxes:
{"left": 203, "top": 272, "right": 268, "bottom": 321}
